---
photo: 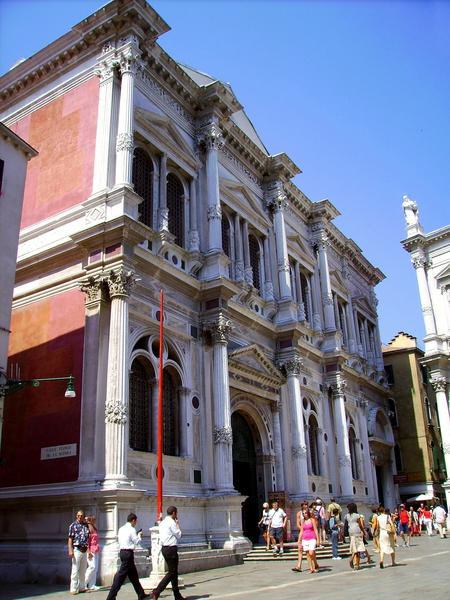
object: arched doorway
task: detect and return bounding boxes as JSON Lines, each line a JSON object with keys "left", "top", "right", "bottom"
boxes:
{"left": 231, "top": 411, "right": 262, "bottom": 542}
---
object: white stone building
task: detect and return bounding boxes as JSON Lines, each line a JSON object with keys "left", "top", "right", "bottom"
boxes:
{"left": 0, "top": 0, "right": 397, "bottom": 584}
{"left": 0, "top": 122, "right": 37, "bottom": 450}
{"left": 402, "top": 195, "right": 450, "bottom": 512}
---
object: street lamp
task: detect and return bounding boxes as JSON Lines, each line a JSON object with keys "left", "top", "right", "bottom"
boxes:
{"left": 0, "top": 372, "right": 76, "bottom": 398}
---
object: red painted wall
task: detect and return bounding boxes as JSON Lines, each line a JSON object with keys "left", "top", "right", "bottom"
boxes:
{"left": 10, "top": 76, "right": 99, "bottom": 229}
{"left": 0, "top": 289, "right": 85, "bottom": 486}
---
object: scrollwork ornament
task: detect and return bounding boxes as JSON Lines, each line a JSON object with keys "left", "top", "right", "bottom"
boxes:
{"left": 116, "top": 132, "right": 134, "bottom": 152}
{"left": 431, "top": 377, "right": 447, "bottom": 393}
{"left": 213, "top": 426, "right": 232, "bottom": 445}
{"left": 105, "top": 401, "right": 128, "bottom": 424}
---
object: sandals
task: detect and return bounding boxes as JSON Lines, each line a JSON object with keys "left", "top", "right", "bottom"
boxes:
{"left": 291, "top": 567, "right": 302, "bottom": 572}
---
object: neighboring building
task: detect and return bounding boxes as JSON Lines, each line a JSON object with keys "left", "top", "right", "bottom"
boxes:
{"left": 0, "top": 0, "right": 397, "bottom": 583}
{"left": 0, "top": 122, "right": 37, "bottom": 450}
{"left": 402, "top": 196, "right": 450, "bottom": 512}
{"left": 383, "top": 332, "right": 444, "bottom": 503}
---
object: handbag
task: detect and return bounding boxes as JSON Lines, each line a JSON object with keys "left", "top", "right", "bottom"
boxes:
{"left": 386, "top": 519, "right": 395, "bottom": 535}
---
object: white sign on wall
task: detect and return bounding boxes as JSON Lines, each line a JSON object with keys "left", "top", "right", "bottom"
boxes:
{"left": 40, "top": 443, "right": 77, "bottom": 460}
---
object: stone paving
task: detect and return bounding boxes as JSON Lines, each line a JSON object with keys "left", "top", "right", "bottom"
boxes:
{"left": 2, "top": 535, "right": 449, "bottom": 600}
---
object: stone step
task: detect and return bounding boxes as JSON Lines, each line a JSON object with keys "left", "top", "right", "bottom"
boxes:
{"left": 244, "top": 544, "right": 351, "bottom": 562}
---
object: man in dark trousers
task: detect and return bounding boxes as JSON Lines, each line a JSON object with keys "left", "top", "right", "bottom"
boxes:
{"left": 106, "top": 513, "right": 149, "bottom": 600}
{"left": 152, "top": 506, "right": 185, "bottom": 600}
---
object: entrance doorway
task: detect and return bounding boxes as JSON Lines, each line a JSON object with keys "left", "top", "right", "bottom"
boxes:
{"left": 376, "top": 465, "right": 385, "bottom": 507}
{"left": 231, "top": 411, "right": 263, "bottom": 543}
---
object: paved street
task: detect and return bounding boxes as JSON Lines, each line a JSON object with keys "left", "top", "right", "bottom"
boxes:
{"left": 2, "top": 535, "right": 449, "bottom": 600}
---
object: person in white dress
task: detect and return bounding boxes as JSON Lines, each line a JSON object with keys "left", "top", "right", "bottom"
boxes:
{"left": 376, "top": 506, "right": 397, "bottom": 569}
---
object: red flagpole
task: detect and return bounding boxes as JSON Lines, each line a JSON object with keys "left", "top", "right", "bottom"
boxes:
{"left": 157, "top": 289, "right": 164, "bottom": 522}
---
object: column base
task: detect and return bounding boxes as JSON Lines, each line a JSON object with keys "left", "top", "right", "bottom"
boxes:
{"left": 200, "top": 250, "right": 230, "bottom": 281}
{"left": 274, "top": 298, "right": 297, "bottom": 325}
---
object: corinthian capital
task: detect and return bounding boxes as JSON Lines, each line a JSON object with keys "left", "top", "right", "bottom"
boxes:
{"left": 213, "top": 425, "right": 232, "bottom": 445}
{"left": 116, "top": 132, "right": 134, "bottom": 152}
{"left": 411, "top": 255, "right": 426, "bottom": 270}
{"left": 94, "top": 59, "right": 116, "bottom": 83}
{"left": 205, "top": 312, "right": 232, "bottom": 344}
{"left": 331, "top": 379, "right": 347, "bottom": 398}
{"left": 264, "top": 181, "right": 287, "bottom": 212}
{"left": 197, "top": 122, "right": 224, "bottom": 151}
{"left": 105, "top": 400, "right": 127, "bottom": 424}
{"left": 280, "top": 356, "right": 303, "bottom": 377}
{"left": 431, "top": 377, "right": 447, "bottom": 393}
{"left": 79, "top": 275, "right": 105, "bottom": 305}
{"left": 105, "top": 268, "right": 136, "bottom": 299}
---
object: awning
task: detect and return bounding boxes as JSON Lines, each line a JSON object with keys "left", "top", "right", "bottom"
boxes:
{"left": 406, "top": 493, "right": 437, "bottom": 502}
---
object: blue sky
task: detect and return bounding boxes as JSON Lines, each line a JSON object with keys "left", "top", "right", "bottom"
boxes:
{"left": 1, "top": 0, "right": 449, "bottom": 345}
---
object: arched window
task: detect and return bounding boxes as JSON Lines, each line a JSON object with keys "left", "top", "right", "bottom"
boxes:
{"left": 132, "top": 148, "right": 153, "bottom": 228}
{"left": 308, "top": 414, "right": 320, "bottom": 476}
{"left": 163, "top": 367, "right": 180, "bottom": 456}
{"left": 300, "top": 272, "right": 310, "bottom": 321}
{"left": 167, "top": 173, "right": 185, "bottom": 247}
{"left": 129, "top": 357, "right": 153, "bottom": 452}
{"left": 349, "top": 427, "right": 359, "bottom": 479}
{"left": 249, "top": 234, "right": 261, "bottom": 292}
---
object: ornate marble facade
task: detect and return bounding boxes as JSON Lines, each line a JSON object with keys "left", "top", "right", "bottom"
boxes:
{"left": 0, "top": 0, "right": 398, "bottom": 584}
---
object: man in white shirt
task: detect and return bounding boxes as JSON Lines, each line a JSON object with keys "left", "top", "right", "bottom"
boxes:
{"left": 268, "top": 501, "right": 287, "bottom": 556}
{"left": 106, "top": 513, "right": 149, "bottom": 600}
{"left": 151, "top": 506, "right": 185, "bottom": 600}
{"left": 432, "top": 504, "right": 447, "bottom": 539}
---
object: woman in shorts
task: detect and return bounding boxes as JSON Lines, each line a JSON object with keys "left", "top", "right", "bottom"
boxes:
{"left": 298, "top": 508, "right": 320, "bottom": 573}
{"left": 258, "top": 502, "right": 271, "bottom": 550}
{"left": 345, "top": 503, "right": 366, "bottom": 571}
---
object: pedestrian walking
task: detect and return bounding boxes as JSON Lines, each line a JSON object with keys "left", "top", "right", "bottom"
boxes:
{"left": 369, "top": 506, "right": 380, "bottom": 553}
{"left": 329, "top": 509, "right": 342, "bottom": 560}
{"left": 345, "top": 503, "right": 366, "bottom": 571}
{"left": 268, "top": 501, "right": 287, "bottom": 557}
{"left": 298, "top": 508, "right": 320, "bottom": 573}
{"left": 106, "top": 513, "right": 149, "bottom": 600}
{"left": 315, "top": 498, "right": 327, "bottom": 546}
{"left": 409, "top": 506, "right": 420, "bottom": 537}
{"left": 68, "top": 509, "right": 90, "bottom": 595}
{"left": 151, "top": 506, "right": 185, "bottom": 600}
{"left": 398, "top": 504, "right": 411, "bottom": 547}
{"left": 377, "top": 506, "right": 397, "bottom": 569}
{"left": 423, "top": 506, "right": 433, "bottom": 536}
{"left": 292, "top": 502, "right": 309, "bottom": 572}
{"left": 432, "top": 504, "right": 448, "bottom": 539}
{"left": 85, "top": 515, "right": 101, "bottom": 592}
{"left": 258, "top": 502, "right": 271, "bottom": 550}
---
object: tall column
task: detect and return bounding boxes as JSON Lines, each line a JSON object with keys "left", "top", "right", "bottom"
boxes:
{"left": 364, "top": 319, "right": 373, "bottom": 363}
{"left": 314, "top": 233, "right": 336, "bottom": 331}
{"left": 271, "top": 400, "right": 285, "bottom": 490}
{"left": 234, "top": 214, "right": 244, "bottom": 281}
{"left": 310, "top": 272, "right": 321, "bottom": 329}
{"left": 357, "top": 397, "right": 375, "bottom": 501}
{"left": 115, "top": 37, "right": 141, "bottom": 187}
{"left": 78, "top": 276, "right": 109, "bottom": 480}
{"left": 206, "top": 313, "right": 234, "bottom": 493}
{"left": 330, "top": 378, "right": 353, "bottom": 498}
{"left": 92, "top": 56, "right": 119, "bottom": 193}
{"left": 158, "top": 153, "right": 168, "bottom": 231}
{"left": 282, "top": 356, "right": 309, "bottom": 498}
{"left": 188, "top": 177, "right": 199, "bottom": 252}
{"left": 412, "top": 254, "right": 437, "bottom": 336}
{"left": 294, "top": 262, "right": 306, "bottom": 321}
{"left": 345, "top": 298, "right": 357, "bottom": 354}
{"left": 263, "top": 236, "right": 274, "bottom": 301}
{"left": 265, "top": 182, "right": 292, "bottom": 300}
{"left": 431, "top": 377, "right": 450, "bottom": 508}
{"left": 104, "top": 268, "right": 135, "bottom": 483}
{"left": 198, "top": 121, "right": 224, "bottom": 253}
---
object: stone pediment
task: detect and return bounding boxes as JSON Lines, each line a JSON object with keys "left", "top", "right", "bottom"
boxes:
{"left": 330, "top": 269, "right": 347, "bottom": 291}
{"left": 353, "top": 295, "right": 376, "bottom": 317}
{"left": 220, "top": 179, "right": 270, "bottom": 228}
{"left": 287, "top": 233, "right": 313, "bottom": 259}
{"left": 135, "top": 107, "right": 199, "bottom": 170}
{"left": 435, "top": 263, "right": 450, "bottom": 282}
{"left": 228, "top": 344, "right": 282, "bottom": 384}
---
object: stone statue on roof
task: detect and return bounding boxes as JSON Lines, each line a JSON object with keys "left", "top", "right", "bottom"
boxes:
{"left": 402, "top": 194, "right": 419, "bottom": 226}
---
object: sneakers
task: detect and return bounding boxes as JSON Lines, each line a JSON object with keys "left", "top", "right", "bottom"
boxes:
{"left": 279, "top": 549, "right": 284, "bottom": 555}
{"left": 332, "top": 557, "right": 342, "bottom": 560}
{"left": 87, "top": 587, "right": 101, "bottom": 592}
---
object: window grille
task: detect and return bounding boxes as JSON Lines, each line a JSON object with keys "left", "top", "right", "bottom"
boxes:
{"left": 167, "top": 173, "right": 184, "bottom": 247}
{"left": 132, "top": 148, "right": 153, "bottom": 228}
{"left": 309, "top": 415, "right": 320, "bottom": 476}
{"left": 129, "top": 358, "right": 152, "bottom": 452}
{"left": 163, "top": 370, "right": 180, "bottom": 456}
{"left": 222, "top": 215, "right": 231, "bottom": 258}
{"left": 248, "top": 235, "right": 261, "bottom": 291}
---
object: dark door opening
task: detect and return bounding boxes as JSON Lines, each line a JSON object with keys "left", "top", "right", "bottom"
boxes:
{"left": 232, "top": 411, "right": 259, "bottom": 542}
{"left": 376, "top": 465, "right": 385, "bottom": 507}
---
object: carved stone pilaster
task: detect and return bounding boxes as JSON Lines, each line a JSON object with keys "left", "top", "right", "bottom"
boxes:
{"left": 431, "top": 377, "right": 447, "bottom": 393}
{"left": 292, "top": 445, "right": 307, "bottom": 459}
{"left": 105, "top": 269, "right": 136, "bottom": 299}
{"left": 213, "top": 425, "right": 232, "bottom": 445}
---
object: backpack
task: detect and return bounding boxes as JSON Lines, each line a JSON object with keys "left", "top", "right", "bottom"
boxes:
{"left": 329, "top": 516, "right": 339, "bottom": 532}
